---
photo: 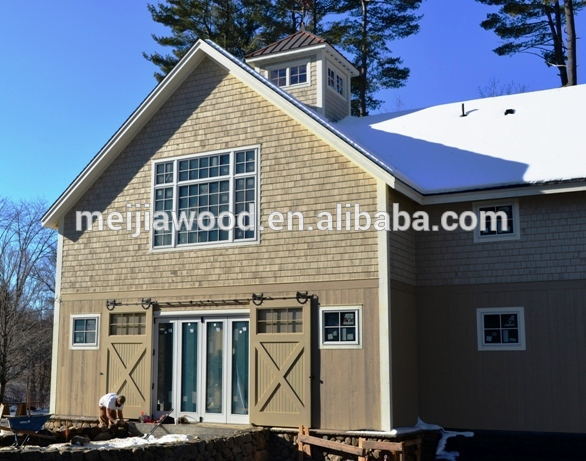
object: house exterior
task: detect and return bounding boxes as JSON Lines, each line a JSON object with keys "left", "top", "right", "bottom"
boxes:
{"left": 42, "top": 31, "right": 586, "bottom": 434}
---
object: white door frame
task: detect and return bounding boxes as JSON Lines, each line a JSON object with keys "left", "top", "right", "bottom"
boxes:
{"left": 153, "top": 313, "right": 250, "bottom": 424}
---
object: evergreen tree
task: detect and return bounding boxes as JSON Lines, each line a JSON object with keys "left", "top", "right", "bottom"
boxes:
{"left": 267, "top": 0, "right": 335, "bottom": 35}
{"left": 476, "top": 0, "right": 583, "bottom": 86}
{"left": 144, "top": 0, "right": 270, "bottom": 81}
{"left": 327, "top": 0, "right": 422, "bottom": 117}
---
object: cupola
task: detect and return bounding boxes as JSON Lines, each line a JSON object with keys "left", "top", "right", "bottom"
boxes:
{"left": 245, "top": 31, "right": 359, "bottom": 122}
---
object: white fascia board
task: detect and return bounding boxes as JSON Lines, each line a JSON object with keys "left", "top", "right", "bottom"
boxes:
{"left": 324, "top": 47, "right": 359, "bottom": 77}
{"left": 421, "top": 180, "right": 586, "bottom": 205}
{"left": 41, "top": 42, "right": 209, "bottom": 229}
{"left": 203, "top": 41, "right": 399, "bottom": 192}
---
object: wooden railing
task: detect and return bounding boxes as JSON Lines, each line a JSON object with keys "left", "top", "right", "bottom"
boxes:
{"left": 297, "top": 426, "right": 422, "bottom": 461}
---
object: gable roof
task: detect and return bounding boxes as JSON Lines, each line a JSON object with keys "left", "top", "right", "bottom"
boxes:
{"left": 246, "top": 30, "right": 325, "bottom": 58}
{"left": 41, "top": 39, "right": 400, "bottom": 229}
{"left": 42, "top": 39, "right": 586, "bottom": 229}
{"left": 334, "top": 85, "right": 586, "bottom": 194}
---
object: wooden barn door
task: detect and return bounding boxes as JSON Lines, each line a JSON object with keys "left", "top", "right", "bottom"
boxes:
{"left": 250, "top": 301, "right": 311, "bottom": 427}
{"left": 102, "top": 307, "right": 153, "bottom": 419}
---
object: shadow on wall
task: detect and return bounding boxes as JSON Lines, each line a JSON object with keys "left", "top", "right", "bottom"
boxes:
{"left": 64, "top": 59, "right": 229, "bottom": 243}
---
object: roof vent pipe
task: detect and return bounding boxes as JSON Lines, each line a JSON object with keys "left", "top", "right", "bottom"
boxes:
{"left": 461, "top": 103, "right": 467, "bottom": 117}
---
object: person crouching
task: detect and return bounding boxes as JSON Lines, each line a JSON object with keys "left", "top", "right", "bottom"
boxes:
{"left": 98, "top": 392, "right": 125, "bottom": 428}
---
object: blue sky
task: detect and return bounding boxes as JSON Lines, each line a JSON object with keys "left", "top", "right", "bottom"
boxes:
{"left": 0, "top": 0, "right": 583, "bottom": 203}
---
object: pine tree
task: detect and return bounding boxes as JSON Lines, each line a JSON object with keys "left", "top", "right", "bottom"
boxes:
{"left": 267, "top": 0, "right": 335, "bottom": 34}
{"left": 326, "top": 0, "right": 422, "bottom": 116}
{"left": 476, "top": 0, "right": 583, "bottom": 86}
{"left": 144, "top": 0, "right": 270, "bottom": 81}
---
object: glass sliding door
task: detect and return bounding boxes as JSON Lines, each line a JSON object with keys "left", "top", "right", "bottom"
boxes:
{"left": 154, "top": 316, "right": 249, "bottom": 424}
{"left": 204, "top": 320, "right": 225, "bottom": 421}
{"left": 156, "top": 322, "right": 174, "bottom": 414}
{"left": 230, "top": 320, "right": 249, "bottom": 421}
{"left": 180, "top": 322, "right": 198, "bottom": 414}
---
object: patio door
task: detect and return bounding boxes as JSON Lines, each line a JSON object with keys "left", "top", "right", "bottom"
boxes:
{"left": 154, "top": 316, "right": 249, "bottom": 424}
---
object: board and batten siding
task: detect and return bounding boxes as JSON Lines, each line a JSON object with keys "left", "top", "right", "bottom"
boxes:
{"left": 60, "top": 57, "right": 378, "bottom": 295}
{"left": 56, "top": 281, "right": 380, "bottom": 429}
{"left": 417, "top": 279, "right": 586, "bottom": 433}
{"left": 55, "top": 56, "right": 382, "bottom": 429}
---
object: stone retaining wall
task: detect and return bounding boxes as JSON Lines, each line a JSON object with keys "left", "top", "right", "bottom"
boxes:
{"left": 0, "top": 429, "right": 270, "bottom": 460}
{"left": 0, "top": 419, "right": 440, "bottom": 460}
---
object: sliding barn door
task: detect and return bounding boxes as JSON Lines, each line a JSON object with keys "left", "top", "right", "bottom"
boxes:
{"left": 250, "top": 302, "right": 311, "bottom": 427}
{"left": 101, "top": 308, "right": 153, "bottom": 419}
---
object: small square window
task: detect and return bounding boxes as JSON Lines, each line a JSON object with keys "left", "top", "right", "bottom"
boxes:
{"left": 477, "top": 307, "right": 526, "bottom": 351}
{"left": 270, "top": 68, "right": 287, "bottom": 87}
{"left": 320, "top": 307, "right": 361, "bottom": 349}
{"left": 71, "top": 315, "right": 100, "bottom": 349}
{"left": 290, "top": 65, "right": 307, "bottom": 85}
{"left": 473, "top": 201, "right": 520, "bottom": 242}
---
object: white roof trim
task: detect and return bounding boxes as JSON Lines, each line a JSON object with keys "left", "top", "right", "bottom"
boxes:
{"left": 42, "top": 40, "right": 586, "bottom": 229}
{"left": 42, "top": 39, "right": 398, "bottom": 229}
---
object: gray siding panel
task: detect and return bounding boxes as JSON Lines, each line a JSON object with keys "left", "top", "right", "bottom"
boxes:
{"left": 415, "top": 192, "right": 586, "bottom": 286}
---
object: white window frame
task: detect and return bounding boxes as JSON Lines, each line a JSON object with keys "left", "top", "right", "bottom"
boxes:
{"left": 327, "top": 64, "right": 347, "bottom": 100}
{"left": 150, "top": 145, "right": 260, "bottom": 251}
{"left": 266, "top": 60, "right": 310, "bottom": 88}
{"left": 476, "top": 307, "right": 526, "bottom": 351}
{"left": 473, "top": 199, "right": 520, "bottom": 243}
{"left": 70, "top": 314, "right": 100, "bottom": 350}
{"left": 319, "top": 306, "right": 362, "bottom": 349}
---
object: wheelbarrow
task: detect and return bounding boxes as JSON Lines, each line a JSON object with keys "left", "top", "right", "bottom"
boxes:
{"left": 3, "top": 413, "right": 52, "bottom": 447}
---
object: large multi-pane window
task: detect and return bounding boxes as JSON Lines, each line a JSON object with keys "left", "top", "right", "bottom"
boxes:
{"left": 152, "top": 148, "right": 258, "bottom": 248}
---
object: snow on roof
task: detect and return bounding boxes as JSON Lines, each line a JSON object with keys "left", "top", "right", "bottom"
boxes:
{"left": 334, "top": 85, "right": 586, "bottom": 194}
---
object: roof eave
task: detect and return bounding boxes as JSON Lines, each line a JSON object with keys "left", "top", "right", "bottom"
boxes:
{"left": 41, "top": 40, "right": 210, "bottom": 229}
{"left": 42, "top": 39, "right": 401, "bottom": 230}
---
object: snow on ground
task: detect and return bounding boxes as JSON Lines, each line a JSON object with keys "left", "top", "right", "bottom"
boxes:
{"left": 50, "top": 434, "right": 190, "bottom": 450}
{"left": 335, "top": 84, "right": 586, "bottom": 194}
{"left": 415, "top": 418, "right": 474, "bottom": 461}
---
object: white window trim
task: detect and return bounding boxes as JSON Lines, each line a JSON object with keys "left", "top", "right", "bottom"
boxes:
{"left": 150, "top": 145, "right": 261, "bottom": 251}
{"left": 70, "top": 314, "right": 100, "bottom": 350}
{"left": 326, "top": 63, "right": 347, "bottom": 101}
{"left": 473, "top": 199, "right": 520, "bottom": 243}
{"left": 476, "top": 307, "right": 526, "bottom": 351}
{"left": 265, "top": 60, "right": 311, "bottom": 88}
{"left": 319, "top": 305, "right": 362, "bottom": 349}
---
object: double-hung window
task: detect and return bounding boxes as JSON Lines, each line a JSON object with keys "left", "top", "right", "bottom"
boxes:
{"left": 152, "top": 147, "right": 258, "bottom": 249}
{"left": 336, "top": 75, "right": 344, "bottom": 96}
{"left": 327, "top": 67, "right": 346, "bottom": 98}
